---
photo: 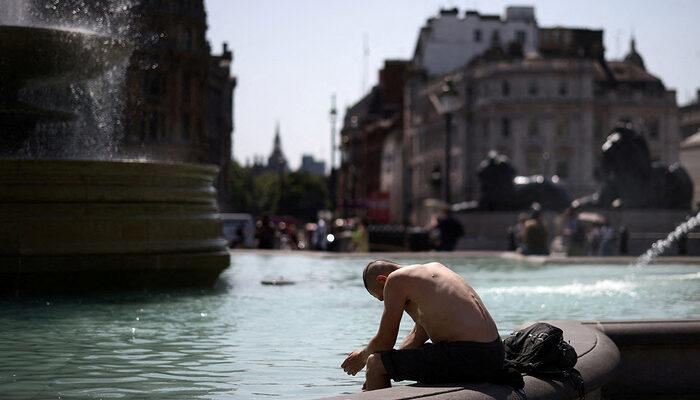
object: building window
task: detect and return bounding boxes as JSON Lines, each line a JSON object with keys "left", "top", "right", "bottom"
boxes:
{"left": 528, "top": 118, "right": 538, "bottom": 136}
{"left": 516, "top": 30, "right": 526, "bottom": 44}
{"left": 557, "top": 116, "right": 568, "bottom": 136}
{"left": 474, "top": 29, "right": 482, "bottom": 42}
{"left": 501, "top": 117, "right": 510, "bottom": 138}
{"left": 182, "top": 73, "right": 190, "bottom": 105}
{"left": 559, "top": 80, "right": 568, "bottom": 96}
{"left": 647, "top": 118, "right": 660, "bottom": 140}
{"left": 143, "top": 71, "right": 165, "bottom": 97}
{"left": 491, "top": 30, "right": 501, "bottom": 45}
{"left": 184, "top": 28, "right": 193, "bottom": 51}
{"left": 147, "top": 112, "right": 160, "bottom": 143}
{"left": 556, "top": 160, "right": 570, "bottom": 179}
{"left": 502, "top": 80, "right": 510, "bottom": 97}
{"left": 528, "top": 80, "right": 538, "bottom": 96}
{"left": 526, "top": 148, "right": 540, "bottom": 175}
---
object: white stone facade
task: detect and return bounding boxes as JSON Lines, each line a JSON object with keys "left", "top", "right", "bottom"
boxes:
{"left": 469, "top": 58, "right": 598, "bottom": 198}
{"left": 413, "top": 7, "right": 538, "bottom": 77}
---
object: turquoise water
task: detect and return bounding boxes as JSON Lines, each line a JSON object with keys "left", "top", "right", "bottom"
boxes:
{"left": 1, "top": 253, "right": 698, "bottom": 399}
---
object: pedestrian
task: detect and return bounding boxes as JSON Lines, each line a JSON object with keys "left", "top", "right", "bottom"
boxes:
{"left": 351, "top": 217, "right": 370, "bottom": 252}
{"left": 430, "top": 209, "right": 464, "bottom": 251}
{"left": 520, "top": 204, "right": 549, "bottom": 256}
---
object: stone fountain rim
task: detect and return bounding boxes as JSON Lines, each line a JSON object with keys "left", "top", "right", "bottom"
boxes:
{"left": 0, "top": 158, "right": 220, "bottom": 173}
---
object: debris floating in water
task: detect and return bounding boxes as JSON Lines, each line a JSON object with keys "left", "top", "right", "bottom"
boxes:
{"left": 261, "top": 277, "right": 296, "bottom": 286}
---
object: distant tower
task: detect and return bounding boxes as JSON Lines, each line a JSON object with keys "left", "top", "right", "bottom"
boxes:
{"left": 330, "top": 94, "right": 337, "bottom": 173}
{"left": 267, "top": 122, "right": 289, "bottom": 173}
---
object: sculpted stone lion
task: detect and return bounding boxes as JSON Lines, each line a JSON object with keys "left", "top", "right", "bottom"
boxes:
{"left": 574, "top": 125, "right": 693, "bottom": 209}
{"left": 474, "top": 151, "right": 571, "bottom": 211}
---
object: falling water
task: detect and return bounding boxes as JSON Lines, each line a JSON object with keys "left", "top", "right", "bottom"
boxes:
{"left": 0, "top": 0, "right": 29, "bottom": 25}
{"left": 3, "top": 0, "right": 140, "bottom": 160}
{"left": 634, "top": 211, "right": 700, "bottom": 267}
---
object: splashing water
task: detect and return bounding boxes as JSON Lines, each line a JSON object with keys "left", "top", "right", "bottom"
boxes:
{"left": 4, "top": 0, "right": 141, "bottom": 160}
{"left": 0, "top": 0, "right": 29, "bottom": 25}
{"left": 634, "top": 211, "right": 700, "bottom": 267}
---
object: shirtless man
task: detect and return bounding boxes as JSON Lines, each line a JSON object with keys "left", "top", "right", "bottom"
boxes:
{"left": 341, "top": 260, "right": 515, "bottom": 391}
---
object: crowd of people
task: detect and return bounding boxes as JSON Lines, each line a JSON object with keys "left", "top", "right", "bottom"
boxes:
{"left": 247, "top": 208, "right": 465, "bottom": 253}
{"left": 242, "top": 205, "right": 635, "bottom": 257}
{"left": 250, "top": 213, "right": 370, "bottom": 252}
{"left": 509, "top": 205, "right": 624, "bottom": 256}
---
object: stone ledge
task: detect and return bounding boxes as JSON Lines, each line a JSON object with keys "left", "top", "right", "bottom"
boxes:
{"left": 319, "top": 320, "right": 620, "bottom": 400}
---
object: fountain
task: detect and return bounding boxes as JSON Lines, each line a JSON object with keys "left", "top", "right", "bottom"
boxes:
{"left": 0, "top": 2, "right": 230, "bottom": 294}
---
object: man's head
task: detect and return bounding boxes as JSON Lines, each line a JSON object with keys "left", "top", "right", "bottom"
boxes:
{"left": 362, "top": 259, "right": 401, "bottom": 301}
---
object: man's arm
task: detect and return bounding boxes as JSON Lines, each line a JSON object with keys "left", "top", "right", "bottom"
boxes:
{"left": 399, "top": 323, "right": 429, "bottom": 349}
{"left": 341, "top": 274, "right": 407, "bottom": 375}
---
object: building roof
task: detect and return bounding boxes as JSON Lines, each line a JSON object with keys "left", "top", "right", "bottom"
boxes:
{"left": 594, "top": 61, "right": 664, "bottom": 88}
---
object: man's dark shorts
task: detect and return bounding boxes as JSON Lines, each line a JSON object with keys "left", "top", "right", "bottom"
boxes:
{"left": 379, "top": 339, "right": 506, "bottom": 384}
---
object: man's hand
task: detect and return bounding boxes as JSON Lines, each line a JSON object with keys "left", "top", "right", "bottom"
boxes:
{"left": 341, "top": 348, "right": 367, "bottom": 375}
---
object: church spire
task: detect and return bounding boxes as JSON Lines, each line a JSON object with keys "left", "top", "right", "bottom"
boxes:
{"left": 268, "top": 121, "right": 288, "bottom": 173}
{"left": 274, "top": 120, "right": 281, "bottom": 148}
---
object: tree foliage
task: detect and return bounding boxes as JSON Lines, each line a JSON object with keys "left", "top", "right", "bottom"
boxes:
{"left": 226, "top": 162, "right": 329, "bottom": 221}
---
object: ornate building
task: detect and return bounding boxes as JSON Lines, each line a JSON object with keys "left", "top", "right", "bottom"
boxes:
{"left": 412, "top": 6, "right": 538, "bottom": 77}
{"left": 120, "top": 0, "right": 236, "bottom": 210}
{"left": 250, "top": 123, "right": 289, "bottom": 176}
{"left": 267, "top": 122, "right": 289, "bottom": 174}
{"left": 402, "top": 8, "right": 680, "bottom": 223}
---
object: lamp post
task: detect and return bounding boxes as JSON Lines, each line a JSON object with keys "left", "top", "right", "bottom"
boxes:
{"left": 430, "top": 78, "right": 461, "bottom": 205}
{"left": 329, "top": 94, "right": 338, "bottom": 211}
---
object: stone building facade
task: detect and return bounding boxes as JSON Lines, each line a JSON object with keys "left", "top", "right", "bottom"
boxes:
{"left": 120, "top": 0, "right": 236, "bottom": 210}
{"left": 680, "top": 89, "right": 700, "bottom": 139}
{"left": 404, "top": 14, "right": 679, "bottom": 223}
{"left": 413, "top": 6, "right": 538, "bottom": 77}
{"left": 300, "top": 155, "right": 326, "bottom": 176}
{"left": 680, "top": 132, "right": 700, "bottom": 207}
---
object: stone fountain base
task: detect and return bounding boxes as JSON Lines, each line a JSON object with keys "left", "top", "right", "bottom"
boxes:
{"left": 0, "top": 159, "right": 230, "bottom": 295}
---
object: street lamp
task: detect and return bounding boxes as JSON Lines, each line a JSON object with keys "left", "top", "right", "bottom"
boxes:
{"left": 430, "top": 78, "right": 461, "bottom": 205}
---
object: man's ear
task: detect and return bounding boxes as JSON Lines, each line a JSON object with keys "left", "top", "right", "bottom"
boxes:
{"left": 376, "top": 275, "right": 387, "bottom": 285}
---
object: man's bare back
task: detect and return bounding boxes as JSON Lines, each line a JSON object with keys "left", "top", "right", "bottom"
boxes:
{"left": 397, "top": 262, "right": 498, "bottom": 343}
{"left": 342, "top": 260, "right": 504, "bottom": 391}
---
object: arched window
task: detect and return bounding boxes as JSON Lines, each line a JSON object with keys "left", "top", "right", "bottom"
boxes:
{"left": 502, "top": 80, "right": 510, "bottom": 97}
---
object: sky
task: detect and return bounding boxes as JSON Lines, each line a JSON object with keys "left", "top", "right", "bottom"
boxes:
{"left": 204, "top": 0, "right": 700, "bottom": 171}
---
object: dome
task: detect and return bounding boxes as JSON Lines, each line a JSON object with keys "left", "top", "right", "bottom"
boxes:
{"left": 623, "top": 37, "right": 646, "bottom": 70}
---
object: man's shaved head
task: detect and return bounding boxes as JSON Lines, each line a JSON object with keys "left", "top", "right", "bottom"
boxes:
{"left": 363, "top": 259, "right": 401, "bottom": 293}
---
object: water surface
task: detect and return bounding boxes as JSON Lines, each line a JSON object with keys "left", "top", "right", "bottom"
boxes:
{"left": 1, "top": 253, "right": 698, "bottom": 399}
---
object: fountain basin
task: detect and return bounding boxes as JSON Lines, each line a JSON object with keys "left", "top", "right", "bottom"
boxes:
{"left": 0, "top": 159, "right": 230, "bottom": 294}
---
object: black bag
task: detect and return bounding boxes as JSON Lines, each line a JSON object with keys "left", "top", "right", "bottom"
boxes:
{"left": 503, "top": 322, "right": 584, "bottom": 399}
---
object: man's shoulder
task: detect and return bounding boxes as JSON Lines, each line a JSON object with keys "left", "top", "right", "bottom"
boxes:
{"left": 394, "top": 262, "right": 448, "bottom": 280}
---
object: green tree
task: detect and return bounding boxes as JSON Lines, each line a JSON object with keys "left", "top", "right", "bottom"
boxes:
{"left": 226, "top": 163, "right": 329, "bottom": 221}
{"left": 277, "top": 171, "right": 329, "bottom": 221}
{"left": 227, "top": 161, "right": 257, "bottom": 213}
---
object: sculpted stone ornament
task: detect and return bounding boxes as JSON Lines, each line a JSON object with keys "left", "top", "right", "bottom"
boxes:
{"left": 456, "top": 151, "right": 571, "bottom": 212}
{"left": 574, "top": 125, "right": 693, "bottom": 209}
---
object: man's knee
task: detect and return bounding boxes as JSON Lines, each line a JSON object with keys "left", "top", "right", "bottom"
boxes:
{"left": 366, "top": 353, "right": 386, "bottom": 375}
